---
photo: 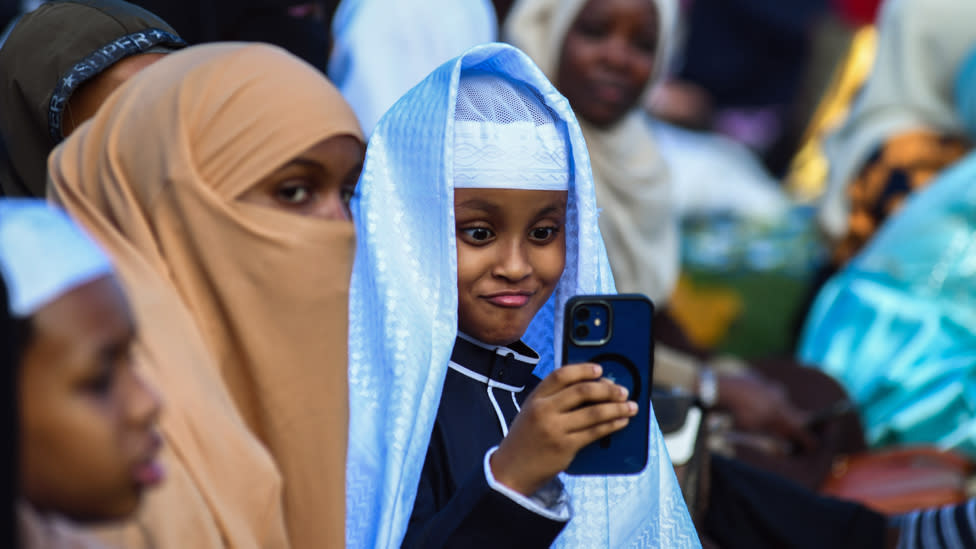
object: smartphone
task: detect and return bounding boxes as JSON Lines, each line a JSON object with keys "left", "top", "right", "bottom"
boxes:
{"left": 562, "top": 294, "right": 654, "bottom": 475}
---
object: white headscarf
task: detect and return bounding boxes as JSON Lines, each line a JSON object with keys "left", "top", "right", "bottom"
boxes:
{"left": 505, "top": 0, "right": 681, "bottom": 305}
{"left": 346, "top": 43, "right": 698, "bottom": 548}
{"left": 818, "top": 0, "right": 976, "bottom": 239}
{"left": 0, "top": 199, "right": 112, "bottom": 317}
{"left": 329, "top": 0, "right": 497, "bottom": 135}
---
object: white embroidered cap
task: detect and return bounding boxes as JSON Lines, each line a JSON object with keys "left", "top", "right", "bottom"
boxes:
{"left": 0, "top": 199, "right": 113, "bottom": 317}
{"left": 453, "top": 70, "right": 570, "bottom": 191}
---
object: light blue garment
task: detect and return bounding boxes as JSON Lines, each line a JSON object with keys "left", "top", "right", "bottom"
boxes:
{"left": 799, "top": 150, "right": 976, "bottom": 454}
{"left": 347, "top": 43, "right": 698, "bottom": 548}
{"left": 956, "top": 47, "right": 976, "bottom": 137}
{"left": 329, "top": 0, "right": 497, "bottom": 135}
{"left": 0, "top": 199, "right": 112, "bottom": 317}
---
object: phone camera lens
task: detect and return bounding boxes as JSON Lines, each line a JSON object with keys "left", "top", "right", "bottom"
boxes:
{"left": 575, "top": 325, "right": 590, "bottom": 339}
{"left": 575, "top": 307, "right": 591, "bottom": 322}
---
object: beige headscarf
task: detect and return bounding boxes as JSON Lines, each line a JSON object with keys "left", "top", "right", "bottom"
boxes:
{"left": 48, "top": 43, "right": 364, "bottom": 549}
{"left": 818, "top": 0, "right": 976, "bottom": 240}
{"left": 505, "top": 0, "right": 680, "bottom": 304}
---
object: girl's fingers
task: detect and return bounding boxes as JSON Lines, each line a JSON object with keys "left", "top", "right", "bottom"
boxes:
{"left": 549, "top": 378, "right": 629, "bottom": 412}
{"left": 569, "top": 415, "right": 632, "bottom": 448}
{"left": 532, "top": 362, "right": 603, "bottom": 398}
{"left": 564, "top": 400, "right": 637, "bottom": 433}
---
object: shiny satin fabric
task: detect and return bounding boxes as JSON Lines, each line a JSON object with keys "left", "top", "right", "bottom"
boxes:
{"left": 800, "top": 150, "right": 976, "bottom": 456}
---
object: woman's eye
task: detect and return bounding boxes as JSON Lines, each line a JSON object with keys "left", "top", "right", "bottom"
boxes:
{"left": 461, "top": 227, "right": 494, "bottom": 242}
{"left": 85, "top": 367, "right": 116, "bottom": 397}
{"left": 576, "top": 20, "right": 608, "bottom": 39}
{"left": 530, "top": 226, "right": 560, "bottom": 242}
{"left": 275, "top": 180, "right": 314, "bottom": 205}
{"left": 634, "top": 34, "right": 658, "bottom": 54}
{"left": 635, "top": 41, "right": 655, "bottom": 54}
{"left": 85, "top": 345, "right": 132, "bottom": 398}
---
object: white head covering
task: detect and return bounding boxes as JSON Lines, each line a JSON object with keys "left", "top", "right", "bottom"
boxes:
{"left": 329, "top": 0, "right": 497, "bottom": 135}
{"left": 818, "top": 0, "right": 976, "bottom": 239}
{"left": 346, "top": 42, "right": 697, "bottom": 548}
{"left": 454, "top": 71, "right": 571, "bottom": 190}
{"left": 0, "top": 199, "right": 112, "bottom": 317}
{"left": 505, "top": 0, "right": 681, "bottom": 304}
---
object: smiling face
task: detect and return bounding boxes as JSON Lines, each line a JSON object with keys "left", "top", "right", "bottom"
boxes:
{"left": 455, "top": 188, "right": 568, "bottom": 345}
{"left": 239, "top": 134, "right": 365, "bottom": 220}
{"left": 555, "top": 0, "right": 659, "bottom": 128}
{"left": 19, "top": 275, "right": 162, "bottom": 522}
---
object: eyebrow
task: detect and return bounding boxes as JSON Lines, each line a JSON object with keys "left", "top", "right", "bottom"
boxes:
{"left": 535, "top": 203, "right": 566, "bottom": 217}
{"left": 284, "top": 158, "right": 326, "bottom": 172}
{"left": 280, "top": 157, "right": 364, "bottom": 182}
{"left": 455, "top": 199, "right": 566, "bottom": 219}
{"left": 455, "top": 199, "right": 502, "bottom": 213}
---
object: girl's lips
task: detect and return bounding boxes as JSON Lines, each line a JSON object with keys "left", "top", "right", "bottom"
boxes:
{"left": 133, "top": 459, "right": 165, "bottom": 488}
{"left": 133, "top": 432, "right": 164, "bottom": 487}
{"left": 484, "top": 293, "right": 532, "bottom": 307}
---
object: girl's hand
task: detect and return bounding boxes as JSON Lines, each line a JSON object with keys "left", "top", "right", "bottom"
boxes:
{"left": 489, "top": 363, "right": 637, "bottom": 496}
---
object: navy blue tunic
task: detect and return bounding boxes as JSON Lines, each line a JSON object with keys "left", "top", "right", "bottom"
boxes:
{"left": 402, "top": 334, "right": 568, "bottom": 548}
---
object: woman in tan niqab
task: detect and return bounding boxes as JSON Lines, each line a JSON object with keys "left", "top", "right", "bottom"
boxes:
{"left": 48, "top": 43, "right": 364, "bottom": 549}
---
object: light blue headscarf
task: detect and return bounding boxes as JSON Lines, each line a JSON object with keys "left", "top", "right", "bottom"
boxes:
{"left": 799, "top": 46, "right": 976, "bottom": 454}
{"left": 347, "top": 43, "right": 698, "bottom": 548}
{"left": 0, "top": 199, "right": 112, "bottom": 317}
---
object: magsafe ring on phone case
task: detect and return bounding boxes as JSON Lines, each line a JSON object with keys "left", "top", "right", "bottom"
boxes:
{"left": 587, "top": 352, "right": 641, "bottom": 402}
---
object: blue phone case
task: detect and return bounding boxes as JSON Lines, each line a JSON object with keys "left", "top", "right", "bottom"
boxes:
{"left": 562, "top": 294, "right": 654, "bottom": 475}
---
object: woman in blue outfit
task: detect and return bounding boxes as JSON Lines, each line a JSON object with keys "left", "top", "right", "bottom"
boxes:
{"left": 799, "top": 46, "right": 976, "bottom": 456}
{"left": 345, "top": 42, "right": 698, "bottom": 548}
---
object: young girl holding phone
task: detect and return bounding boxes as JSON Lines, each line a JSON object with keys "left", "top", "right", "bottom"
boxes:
{"left": 346, "top": 43, "right": 698, "bottom": 548}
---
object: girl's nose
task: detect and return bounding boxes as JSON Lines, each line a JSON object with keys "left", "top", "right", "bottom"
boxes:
{"left": 125, "top": 366, "right": 162, "bottom": 428}
{"left": 493, "top": 240, "right": 532, "bottom": 281}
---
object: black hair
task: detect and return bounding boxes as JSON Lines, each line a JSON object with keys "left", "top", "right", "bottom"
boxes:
{"left": 0, "top": 274, "right": 24, "bottom": 547}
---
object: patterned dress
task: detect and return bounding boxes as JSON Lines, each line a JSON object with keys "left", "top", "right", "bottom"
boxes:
{"left": 833, "top": 130, "right": 971, "bottom": 266}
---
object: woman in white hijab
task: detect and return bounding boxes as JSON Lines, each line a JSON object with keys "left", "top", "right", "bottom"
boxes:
{"left": 505, "top": 0, "right": 679, "bottom": 305}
